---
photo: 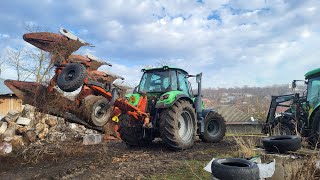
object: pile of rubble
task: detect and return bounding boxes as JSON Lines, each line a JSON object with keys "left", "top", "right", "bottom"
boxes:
{"left": 0, "top": 105, "right": 104, "bottom": 155}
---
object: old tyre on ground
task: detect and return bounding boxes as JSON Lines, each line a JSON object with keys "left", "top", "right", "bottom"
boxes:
{"left": 160, "top": 99, "right": 196, "bottom": 150}
{"left": 57, "top": 63, "right": 87, "bottom": 92}
{"left": 262, "top": 135, "right": 301, "bottom": 153}
{"left": 199, "top": 111, "right": 226, "bottom": 143}
{"left": 118, "top": 114, "right": 153, "bottom": 146}
{"left": 211, "top": 158, "right": 259, "bottom": 180}
{"left": 83, "top": 95, "right": 112, "bottom": 127}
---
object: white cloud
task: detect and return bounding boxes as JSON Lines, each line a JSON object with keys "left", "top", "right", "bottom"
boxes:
{"left": 0, "top": 0, "right": 320, "bottom": 88}
{"left": 301, "top": 29, "right": 311, "bottom": 38}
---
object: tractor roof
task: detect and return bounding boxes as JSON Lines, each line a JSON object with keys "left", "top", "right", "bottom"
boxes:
{"left": 305, "top": 68, "right": 320, "bottom": 79}
{"left": 142, "top": 66, "right": 188, "bottom": 74}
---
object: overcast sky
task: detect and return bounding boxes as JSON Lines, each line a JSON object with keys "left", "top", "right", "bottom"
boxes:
{"left": 0, "top": 0, "right": 319, "bottom": 88}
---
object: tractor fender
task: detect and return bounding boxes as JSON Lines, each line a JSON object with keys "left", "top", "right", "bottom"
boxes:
{"left": 155, "top": 94, "right": 193, "bottom": 108}
{"left": 202, "top": 108, "right": 217, "bottom": 120}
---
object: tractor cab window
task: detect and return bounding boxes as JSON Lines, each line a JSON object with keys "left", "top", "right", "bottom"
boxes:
{"left": 307, "top": 76, "right": 320, "bottom": 108}
{"left": 170, "top": 70, "right": 178, "bottom": 90}
{"left": 139, "top": 71, "right": 171, "bottom": 93}
{"left": 178, "top": 71, "right": 190, "bottom": 95}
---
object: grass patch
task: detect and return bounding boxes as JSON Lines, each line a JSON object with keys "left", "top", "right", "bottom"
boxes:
{"left": 150, "top": 160, "right": 211, "bottom": 180}
{"left": 290, "top": 155, "right": 320, "bottom": 180}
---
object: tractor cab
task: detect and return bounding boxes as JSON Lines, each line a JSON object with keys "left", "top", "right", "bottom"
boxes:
{"left": 136, "top": 66, "right": 192, "bottom": 96}
{"left": 306, "top": 76, "right": 320, "bottom": 110}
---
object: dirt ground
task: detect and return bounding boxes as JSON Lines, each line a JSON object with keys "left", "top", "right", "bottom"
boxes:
{"left": 0, "top": 137, "right": 241, "bottom": 180}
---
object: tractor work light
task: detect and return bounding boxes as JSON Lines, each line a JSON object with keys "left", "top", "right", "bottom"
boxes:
{"left": 160, "top": 94, "right": 170, "bottom": 101}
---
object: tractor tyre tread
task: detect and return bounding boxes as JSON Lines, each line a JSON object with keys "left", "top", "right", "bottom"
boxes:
{"left": 57, "top": 63, "right": 87, "bottom": 92}
{"left": 211, "top": 158, "right": 260, "bottom": 180}
{"left": 118, "top": 114, "right": 153, "bottom": 147}
{"left": 199, "top": 111, "right": 226, "bottom": 143}
{"left": 83, "top": 95, "right": 111, "bottom": 127}
{"left": 160, "top": 99, "right": 196, "bottom": 150}
{"left": 262, "top": 135, "right": 301, "bottom": 153}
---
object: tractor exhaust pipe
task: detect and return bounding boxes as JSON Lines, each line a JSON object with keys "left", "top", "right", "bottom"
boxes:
{"left": 194, "top": 73, "right": 204, "bottom": 132}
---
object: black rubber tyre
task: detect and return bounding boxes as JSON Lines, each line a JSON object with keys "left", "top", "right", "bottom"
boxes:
{"left": 118, "top": 114, "right": 153, "bottom": 146}
{"left": 199, "top": 112, "right": 226, "bottom": 143}
{"left": 211, "top": 158, "right": 259, "bottom": 180}
{"left": 83, "top": 95, "right": 112, "bottom": 127}
{"left": 309, "top": 110, "right": 320, "bottom": 147}
{"left": 262, "top": 135, "right": 301, "bottom": 153}
{"left": 57, "top": 63, "right": 87, "bottom": 92}
{"left": 160, "top": 99, "right": 196, "bottom": 150}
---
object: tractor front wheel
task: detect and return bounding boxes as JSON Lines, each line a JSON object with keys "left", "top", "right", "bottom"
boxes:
{"left": 160, "top": 99, "right": 196, "bottom": 150}
{"left": 118, "top": 114, "right": 153, "bottom": 147}
{"left": 200, "top": 112, "right": 226, "bottom": 143}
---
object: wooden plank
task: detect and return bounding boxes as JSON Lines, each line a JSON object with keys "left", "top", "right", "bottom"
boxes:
{"left": 0, "top": 96, "right": 22, "bottom": 117}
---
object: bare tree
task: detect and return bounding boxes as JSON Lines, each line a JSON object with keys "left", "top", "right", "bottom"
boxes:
{"left": 0, "top": 55, "right": 6, "bottom": 76}
{"left": 25, "top": 49, "right": 52, "bottom": 83}
{"left": 6, "top": 48, "right": 34, "bottom": 81}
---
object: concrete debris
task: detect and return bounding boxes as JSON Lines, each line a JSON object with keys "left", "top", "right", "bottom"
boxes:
{"left": 21, "top": 104, "right": 35, "bottom": 119}
{"left": 38, "top": 127, "right": 49, "bottom": 140}
{"left": 83, "top": 134, "right": 102, "bottom": 145}
{"left": 10, "top": 135, "right": 25, "bottom": 147}
{"left": 24, "top": 130, "right": 37, "bottom": 143}
{"left": 4, "top": 110, "right": 21, "bottom": 122}
{"left": 35, "top": 123, "right": 45, "bottom": 133}
{"left": 45, "top": 118, "right": 57, "bottom": 127}
{"left": 3, "top": 125, "right": 16, "bottom": 139}
{"left": 0, "top": 121, "right": 8, "bottom": 134}
{"left": 47, "top": 132, "right": 67, "bottom": 142}
{"left": 68, "top": 123, "right": 86, "bottom": 134}
{"left": 1, "top": 104, "right": 119, "bottom": 155}
{"left": 0, "top": 142, "right": 12, "bottom": 154}
{"left": 16, "top": 117, "right": 32, "bottom": 126}
{"left": 16, "top": 126, "right": 28, "bottom": 135}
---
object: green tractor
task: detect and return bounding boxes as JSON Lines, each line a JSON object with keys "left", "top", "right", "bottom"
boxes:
{"left": 263, "top": 67, "right": 320, "bottom": 145}
{"left": 118, "top": 66, "right": 226, "bottom": 150}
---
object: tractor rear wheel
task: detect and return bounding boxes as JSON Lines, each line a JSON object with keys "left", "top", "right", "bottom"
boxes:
{"left": 160, "top": 99, "right": 196, "bottom": 150}
{"left": 57, "top": 63, "right": 87, "bottom": 92}
{"left": 118, "top": 114, "right": 153, "bottom": 146}
{"left": 83, "top": 95, "right": 112, "bottom": 127}
{"left": 200, "top": 112, "right": 226, "bottom": 143}
{"left": 309, "top": 110, "right": 320, "bottom": 147}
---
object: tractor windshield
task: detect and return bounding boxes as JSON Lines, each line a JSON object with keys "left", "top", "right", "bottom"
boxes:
{"left": 138, "top": 70, "right": 177, "bottom": 93}
{"left": 307, "top": 76, "right": 320, "bottom": 108}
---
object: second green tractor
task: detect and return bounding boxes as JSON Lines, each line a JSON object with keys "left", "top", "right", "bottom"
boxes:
{"left": 263, "top": 67, "right": 320, "bottom": 146}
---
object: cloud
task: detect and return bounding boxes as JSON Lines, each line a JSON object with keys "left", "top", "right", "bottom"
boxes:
{"left": 0, "top": 0, "right": 319, "bottom": 88}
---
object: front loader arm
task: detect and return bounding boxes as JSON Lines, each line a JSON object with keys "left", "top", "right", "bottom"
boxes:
{"left": 262, "top": 94, "right": 295, "bottom": 134}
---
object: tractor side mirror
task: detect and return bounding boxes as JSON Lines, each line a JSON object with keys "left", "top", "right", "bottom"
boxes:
{"left": 133, "top": 86, "right": 138, "bottom": 93}
{"left": 196, "top": 73, "right": 202, "bottom": 83}
{"left": 292, "top": 80, "right": 297, "bottom": 89}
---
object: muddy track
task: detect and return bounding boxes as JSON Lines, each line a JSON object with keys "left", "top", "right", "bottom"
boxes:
{"left": 0, "top": 138, "right": 235, "bottom": 179}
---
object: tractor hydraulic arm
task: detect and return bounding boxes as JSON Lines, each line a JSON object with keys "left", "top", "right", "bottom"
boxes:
{"left": 88, "top": 85, "right": 150, "bottom": 125}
